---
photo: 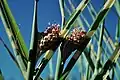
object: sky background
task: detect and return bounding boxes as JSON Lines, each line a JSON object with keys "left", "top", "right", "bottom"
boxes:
{"left": 0, "top": 0, "right": 118, "bottom": 80}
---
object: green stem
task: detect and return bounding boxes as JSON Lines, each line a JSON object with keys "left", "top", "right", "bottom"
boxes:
{"left": 68, "top": 0, "right": 84, "bottom": 29}
{"left": 34, "top": 50, "right": 53, "bottom": 80}
{"left": 95, "top": 23, "right": 104, "bottom": 73}
{"left": 61, "top": 0, "right": 90, "bottom": 37}
{"left": 59, "top": 0, "right": 65, "bottom": 29}
{"left": 55, "top": 0, "right": 65, "bottom": 79}
{"left": 26, "top": 0, "right": 38, "bottom": 80}
{"left": 55, "top": 46, "right": 62, "bottom": 80}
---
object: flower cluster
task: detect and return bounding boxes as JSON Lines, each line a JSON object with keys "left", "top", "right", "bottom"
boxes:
{"left": 67, "top": 28, "right": 86, "bottom": 45}
{"left": 60, "top": 28, "right": 86, "bottom": 61}
{"left": 37, "top": 24, "right": 61, "bottom": 54}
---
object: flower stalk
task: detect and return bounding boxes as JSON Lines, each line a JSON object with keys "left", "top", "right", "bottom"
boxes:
{"left": 26, "top": 0, "right": 39, "bottom": 80}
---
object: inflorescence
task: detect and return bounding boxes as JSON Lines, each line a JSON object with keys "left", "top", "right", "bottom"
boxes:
{"left": 37, "top": 24, "right": 87, "bottom": 59}
{"left": 37, "top": 24, "right": 61, "bottom": 54}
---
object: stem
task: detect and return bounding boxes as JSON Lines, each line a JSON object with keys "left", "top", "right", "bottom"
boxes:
{"left": 34, "top": 50, "right": 53, "bottom": 80}
{"left": 55, "top": 47, "right": 62, "bottom": 80}
{"left": 61, "top": 0, "right": 116, "bottom": 79}
{"left": 94, "top": 43, "right": 120, "bottom": 80}
{"left": 26, "top": 0, "right": 38, "bottom": 80}
{"left": 59, "top": 0, "right": 65, "bottom": 29}
{"left": 95, "top": 23, "right": 104, "bottom": 73}
{"left": 61, "top": 0, "right": 90, "bottom": 37}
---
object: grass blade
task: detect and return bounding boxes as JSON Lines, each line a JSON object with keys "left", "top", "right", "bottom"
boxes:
{"left": 26, "top": 0, "right": 38, "bottom": 80}
{"left": 34, "top": 50, "right": 53, "bottom": 80}
{"left": 84, "top": 48, "right": 95, "bottom": 72}
{"left": 0, "top": 0, "right": 28, "bottom": 60}
{"left": 55, "top": 0, "right": 65, "bottom": 79}
{"left": 94, "top": 23, "right": 104, "bottom": 73}
{"left": 88, "top": 2, "right": 115, "bottom": 50}
{"left": 93, "top": 43, "right": 120, "bottom": 80}
{"left": 0, "top": 0, "right": 28, "bottom": 78}
{"left": 49, "top": 59, "right": 53, "bottom": 78}
{"left": 115, "top": 17, "right": 120, "bottom": 45}
{"left": 59, "top": 0, "right": 65, "bottom": 29}
{"left": 68, "top": 0, "right": 84, "bottom": 29}
{"left": 61, "top": 0, "right": 116, "bottom": 79}
{"left": 0, "top": 36, "right": 19, "bottom": 68}
{"left": 55, "top": 47, "right": 62, "bottom": 80}
{"left": 61, "top": 0, "right": 90, "bottom": 37}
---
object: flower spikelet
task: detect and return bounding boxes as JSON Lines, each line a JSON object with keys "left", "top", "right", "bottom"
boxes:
{"left": 37, "top": 24, "right": 61, "bottom": 54}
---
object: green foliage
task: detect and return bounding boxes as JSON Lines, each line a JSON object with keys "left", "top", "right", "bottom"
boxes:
{"left": 0, "top": 0, "right": 120, "bottom": 80}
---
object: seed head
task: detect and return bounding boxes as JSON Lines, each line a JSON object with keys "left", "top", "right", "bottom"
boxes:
{"left": 67, "top": 28, "right": 86, "bottom": 44}
{"left": 61, "top": 28, "right": 87, "bottom": 61}
{"left": 37, "top": 23, "right": 61, "bottom": 54}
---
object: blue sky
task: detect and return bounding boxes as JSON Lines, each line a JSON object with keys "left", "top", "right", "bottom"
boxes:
{"left": 0, "top": 0, "right": 118, "bottom": 80}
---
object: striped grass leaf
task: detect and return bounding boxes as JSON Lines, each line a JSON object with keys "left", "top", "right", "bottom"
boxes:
{"left": 60, "top": 0, "right": 116, "bottom": 79}
{"left": 82, "top": 5, "right": 114, "bottom": 54}
{"left": 111, "top": 67, "right": 114, "bottom": 80}
{"left": 0, "top": 0, "right": 27, "bottom": 78}
{"left": 88, "top": 2, "right": 115, "bottom": 50}
{"left": 84, "top": 48, "right": 95, "bottom": 72}
{"left": 103, "top": 42, "right": 120, "bottom": 79}
{"left": 91, "top": 22, "right": 111, "bottom": 79}
{"left": 93, "top": 43, "right": 120, "bottom": 80}
{"left": 67, "top": 0, "right": 97, "bottom": 72}
{"left": 87, "top": 3, "right": 96, "bottom": 20}
{"left": 80, "top": 52, "right": 87, "bottom": 78}
{"left": 67, "top": 0, "right": 84, "bottom": 29}
{"left": 80, "top": 13, "right": 91, "bottom": 27}
{"left": 61, "top": 0, "right": 90, "bottom": 37}
{"left": 82, "top": 3, "right": 120, "bottom": 73}
{"left": 94, "top": 22, "right": 104, "bottom": 74}
{"left": 0, "top": 0, "right": 28, "bottom": 60}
